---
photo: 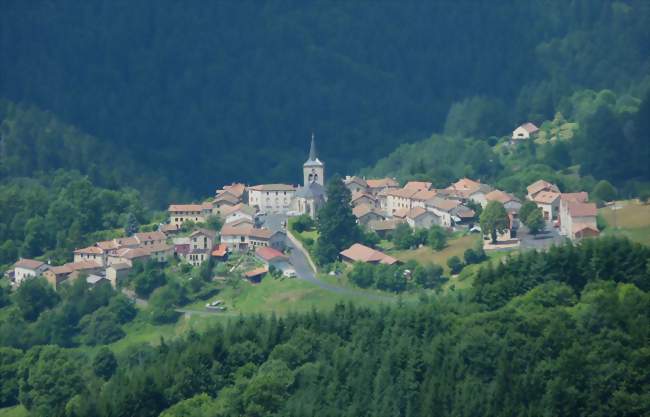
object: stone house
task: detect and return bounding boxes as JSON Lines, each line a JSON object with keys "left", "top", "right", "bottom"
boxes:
{"left": 74, "top": 246, "right": 107, "bottom": 267}
{"left": 353, "top": 204, "right": 386, "bottom": 227}
{"left": 425, "top": 197, "right": 461, "bottom": 227}
{"left": 400, "top": 207, "right": 440, "bottom": 229}
{"left": 486, "top": 190, "right": 522, "bottom": 212}
{"left": 344, "top": 176, "right": 369, "bottom": 195}
{"left": 106, "top": 263, "right": 132, "bottom": 288}
{"left": 351, "top": 192, "right": 377, "bottom": 208}
{"left": 365, "top": 178, "right": 399, "bottom": 196}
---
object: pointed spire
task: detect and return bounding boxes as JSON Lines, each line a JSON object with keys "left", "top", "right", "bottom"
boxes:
{"left": 309, "top": 132, "right": 317, "bottom": 161}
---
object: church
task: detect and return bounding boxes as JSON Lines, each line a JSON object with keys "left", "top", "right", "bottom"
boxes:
{"left": 293, "top": 134, "right": 327, "bottom": 218}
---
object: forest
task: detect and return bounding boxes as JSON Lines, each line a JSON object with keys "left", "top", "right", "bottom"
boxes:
{"left": 0, "top": 237, "right": 648, "bottom": 417}
{"left": 1, "top": 0, "right": 649, "bottom": 199}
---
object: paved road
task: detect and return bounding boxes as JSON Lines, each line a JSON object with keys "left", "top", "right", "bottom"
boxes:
{"left": 518, "top": 220, "right": 566, "bottom": 251}
{"left": 262, "top": 213, "right": 395, "bottom": 302}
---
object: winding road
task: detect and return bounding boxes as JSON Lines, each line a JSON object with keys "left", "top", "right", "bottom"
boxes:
{"left": 265, "top": 214, "right": 396, "bottom": 303}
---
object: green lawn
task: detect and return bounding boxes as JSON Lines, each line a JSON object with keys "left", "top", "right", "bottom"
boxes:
{"left": 0, "top": 406, "right": 28, "bottom": 417}
{"left": 599, "top": 200, "right": 650, "bottom": 246}
{"left": 390, "top": 234, "right": 481, "bottom": 273}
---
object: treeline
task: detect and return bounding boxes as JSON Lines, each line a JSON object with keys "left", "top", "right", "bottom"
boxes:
{"left": 365, "top": 89, "right": 650, "bottom": 197}
{"left": 0, "top": 278, "right": 136, "bottom": 350}
{"left": 0, "top": 170, "right": 150, "bottom": 267}
{"left": 1, "top": 237, "right": 647, "bottom": 416}
{"left": 1, "top": 1, "right": 648, "bottom": 195}
{"left": 0, "top": 100, "right": 189, "bottom": 206}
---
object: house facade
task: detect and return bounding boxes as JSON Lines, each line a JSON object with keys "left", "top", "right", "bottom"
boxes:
{"left": 13, "top": 259, "right": 48, "bottom": 285}
{"left": 248, "top": 184, "right": 296, "bottom": 214}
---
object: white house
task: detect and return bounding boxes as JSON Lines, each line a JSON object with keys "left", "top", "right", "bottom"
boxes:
{"left": 220, "top": 225, "right": 286, "bottom": 252}
{"left": 12, "top": 259, "right": 48, "bottom": 285}
{"left": 168, "top": 203, "right": 213, "bottom": 227}
{"left": 247, "top": 184, "right": 296, "bottom": 214}
{"left": 531, "top": 191, "right": 561, "bottom": 220}
{"left": 512, "top": 122, "right": 540, "bottom": 142}
{"left": 395, "top": 207, "right": 440, "bottom": 229}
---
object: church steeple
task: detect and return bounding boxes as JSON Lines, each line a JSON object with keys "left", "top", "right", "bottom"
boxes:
{"left": 308, "top": 132, "right": 317, "bottom": 161}
{"left": 303, "top": 133, "right": 324, "bottom": 186}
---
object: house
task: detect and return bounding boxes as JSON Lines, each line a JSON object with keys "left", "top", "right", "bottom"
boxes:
{"left": 366, "top": 178, "right": 399, "bottom": 196}
{"left": 445, "top": 178, "right": 483, "bottom": 200}
{"left": 344, "top": 176, "right": 369, "bottom": 195}
{"left": 561, "top": 200, "right": 598, "bottom": 240}
{"left": 168, "top": 203, "right": 212, "bottom": 227}
{"left": 512, "top": 122, "right": 539, "bottom": 142}
{"left": 224, "top": 204, "right": 257, "bottom": 224}
{"left": 159, "top": 223, "right": 181, "bottom": 235}
{"left": 244, "top": 266, "right": 268, "bottom": 283}
{"left": 13, "top": 259, "right": 48, "bottom": 285}
{"left": 43, "top": 264, "right": 74, "bottom": 288}
{"left": 467, "top": 184, "right": 494, "bottom": 207}
{"left": 106, "top": 263, "right": 132, "bottom": 288}
{"left": 425, "top": 197, "right": 462, "bottom": 227}
{"left": 227, "top": 218, "right": 255, "bottom": 229}
{"left": 181, "top": 228, "right": 217, "bottom": 267}
{"left": 107, "top": 247, "right": 150, "bottom": 267}
{"left": 134, "top": 231, "right": 167, "bottom": 247}
{"left": 451, "top": 205, "right": 477, "bottom": 225}
{"left": 395, "top": 207, "right": 440, "bottom": 229}
{"left": 211, "top": 193, "right": 240, "bottom": 217}
{"left": 216, "top": 183, "right": 247, "bottom": 201}
{"left": 340, "top": 243, "right": 399, "bottom": 265}
{"left": 410, "top": 190, "right": 438, "bottom": 208}
{"left": 485, "top": 190, "right": 522, "bottom": 212}
{"left": 351, "top": 192, "right": 377, "bottom": 208}
{"left": 220, "top": 225, "right": 286, "bottom": 252}
{"left": 247, "top": 184, "right": 296, "bottom": 214}
{"left": 531, "top": 191, "right": 561, "bottom": 220}
{"left": 145, "top": 243, "right": 174, "bottom": 263}
{"left": 74, "top": 246, "right": 107, "bottom": 267}
{"left": 353, "top": 204, "right": 386, "bottom": 226}
{"left": 255, "top": 246, "right": 291, "bottom": 272}
{"left": 211, "top": 243, "right": 229, "bottom": 261}
{"left": 368, "top": 219, "right": 404, "bottom": 238}
{"left": 559, "top": 192, "right": 589, "bottom": 233}
{"left": 385, "top": 188, "right": 419, "bottom": 215}
{"left": 527, "top": 180, "right": 560, "bottom": 200}
{"left": 404, "top": 181, "right": 432, "bottom": 192}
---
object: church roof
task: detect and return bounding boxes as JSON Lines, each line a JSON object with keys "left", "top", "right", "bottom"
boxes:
{"left": 304, "top": 134, "right": 324, "bottom": 166}
{"left": 295, "top": 182, "right": 326, "bottom": 199}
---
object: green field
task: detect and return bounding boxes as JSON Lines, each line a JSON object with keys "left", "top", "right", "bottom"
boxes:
{"left": 390, "top": 234, "right": 481, "bottom": 273}
{"left": 599, "top": 200, "right": 650, "bottom": 246}
{"left": 0, "top": 406, "right": 28, "bottom": 417}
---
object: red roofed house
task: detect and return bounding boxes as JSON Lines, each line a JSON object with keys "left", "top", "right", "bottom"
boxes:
{"left": 486, "top": 190, "right": 522, "bottom": 212}
{"left": 527, "top": 180, "right": 560, "bottom": 200}
{"left": 559, "top": 192, "right": 589, "bottom": 234}
{"left": 561, "top": 200, "right": 599, "bottom": 240}
{"left": 353, "top": 204, "right": 386, "bottom": 226}
{"left": 532, "top": 191, "right": 561, "bottom": 220}
{"left": 403, "top": 181, "right": 432, "bottom": 192}
{"left": 220, "top": 225, "right": 286, "bottom": 252}
{"left": 74, "top": 245, "right": 107, "bottom": 267}
{"left": 512, "top": 122, "right": 539, "bottom": 142}
{"left": 340, "top": 243, "right": 399, "bottom": 265}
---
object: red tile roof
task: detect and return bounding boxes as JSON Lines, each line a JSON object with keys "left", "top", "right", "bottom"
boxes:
{"left": 366, "top": 178, "right": 399, "bottom": 189}
{"left": 568, "top": 202, "right": 597, "bottom": 217}
{"left": 211, "top": 243, "right": 229, "bottom": 257}
{"left": 486, "top": 190, "right": 518, "bottom": 204}
{"left": 248, "top": 184, "right": 296, "bottom": 192}
{"left": 532, "top": 191, "right": 561, "bottom": 204}
{"left": 527, "top": 180, "right": 560, "bottom": 196}
{"left": 169, "top": 204, "right": 205, "bottom": 212}
{"left": 340, "top": 243, "right": 398, "bottom": 265}
{"left": 245, "top": 266, "right": 268, "bottom": 278}
{"left": 404, "top": 181, "right": 432, "bottom": 191}
{"left": 14, "top": 258, "right": 45, "bottom": 270}
{"left": 255, "top": 246, "right": 287, "bottom": 262}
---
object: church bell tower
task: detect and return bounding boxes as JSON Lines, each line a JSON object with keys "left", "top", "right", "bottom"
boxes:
{"left": 303, "top": 133, "right": 324, "bottom": 187}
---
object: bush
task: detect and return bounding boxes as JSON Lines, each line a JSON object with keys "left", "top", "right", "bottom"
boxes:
{"left": 291, "top": 215, "right": 315, "bottom": 233}
{"left": 428, "top": 225, "right": 447, "bottom": 251}
{"left": 447, "top": 256, "right": 464, "bottom": 274}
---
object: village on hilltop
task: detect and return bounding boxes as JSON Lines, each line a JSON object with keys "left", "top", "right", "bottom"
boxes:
{"left": 6, "top": 124, "right": 599, "bottom": 290}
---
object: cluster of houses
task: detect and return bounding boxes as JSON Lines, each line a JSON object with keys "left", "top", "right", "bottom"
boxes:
{"left": 6, "top": 130, "right": 601, "bottom": 288}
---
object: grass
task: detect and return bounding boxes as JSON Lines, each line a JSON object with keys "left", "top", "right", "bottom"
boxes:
{"left": 599, "top": 200, "right": 650, "bottom": 246}
{"left": 0, "top": 406, "right": 28, "bottom": 417}
{"left": 211, "top": 276, "right": 391, "bottom": 315}
{"left": 390, "top": 234, "right": 481, "bottom": 273}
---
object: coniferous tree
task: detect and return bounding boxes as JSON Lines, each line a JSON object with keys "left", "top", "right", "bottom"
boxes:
{"left": 315, "top": 176, "right": 359, "bottom": 265}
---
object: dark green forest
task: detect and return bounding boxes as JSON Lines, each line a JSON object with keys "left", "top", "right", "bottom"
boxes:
{"left": 1, "top": 0, "right": 649, "bottom": 198}
{"left": 1, "top": 238, "right": 648, "bottom": 417}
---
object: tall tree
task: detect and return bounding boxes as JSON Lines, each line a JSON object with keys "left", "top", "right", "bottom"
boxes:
{"left": 480, "top": 201, "right": 509, "bottom": 243}
{"left": 315, "top": 176, "right": 359, "bottom": 265}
